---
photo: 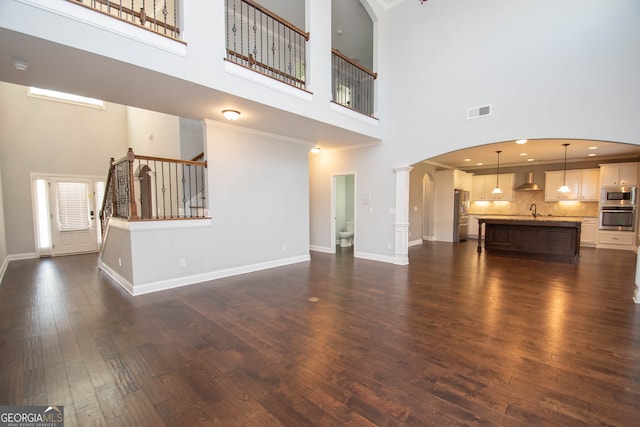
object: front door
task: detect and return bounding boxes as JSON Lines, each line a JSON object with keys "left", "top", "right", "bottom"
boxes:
{"left": 50, "top": 177, "right": 98, "bottom": 255}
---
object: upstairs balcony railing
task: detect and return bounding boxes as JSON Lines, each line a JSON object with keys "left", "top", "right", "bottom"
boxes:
{"left": 100, "top": 148, "right": 208, "bottom": 235}
{"left": 332, "top": 49, "right": 377, "bottom": 117}
{"left": 225, "top": 0, "right": 309, "bottom": 89}
{"left": 69, "top": 0, "right": 180, "bottom": 39}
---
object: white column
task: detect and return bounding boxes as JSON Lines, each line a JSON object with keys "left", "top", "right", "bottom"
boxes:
{"left": 393, "top": 166, "right": 413, "bottom": 265}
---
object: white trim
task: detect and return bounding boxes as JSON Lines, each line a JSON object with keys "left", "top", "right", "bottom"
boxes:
{"left": 310, "top": 245, "right": 335, "bottom": 254}
{"left": 408, "top": 239, "right": 423, "bottom": 247}
{"left": 7, "top": 253, "right": 38, "bottom": 261}
{"left": 107, "top": 217, "right": 212, "bottom": 232}
{"left": 14, "top": 0, "right": 186, "bottom": 56}
{"left": 99, "top": 261, "right": 134, "bottom": 295}
{"left": 204, "top": 119, "right": 314, "bottom": 147}
{"left": 330, "top": 102, "right": 379, "bottom": 126}
{"left": 224, "top": 61, "right": 312, "bottom": 102}
{"left": 354, "top": 250, "right": 399, "bottom": 265}
{"left": 0, "top": 257, "right": 9, "bottom": 285}
{"left": 101, "top": 254, "right": 311, "bottom": 296}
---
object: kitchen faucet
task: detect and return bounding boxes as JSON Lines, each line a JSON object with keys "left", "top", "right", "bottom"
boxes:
{"left": 529, "top": 203, "right": 538, "bottom": 218}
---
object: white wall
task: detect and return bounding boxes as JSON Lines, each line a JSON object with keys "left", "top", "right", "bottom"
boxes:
{"left": 0, "top": 82, "right": 129, "bottom": 255}
{"left": 126, "top": 107, "right": 181, "bottom": 159}
{"left": 101, "top": 120, "right": 311, "bottom": 293}
{"left": 179, "top": 118, "right": 204, "bottom": 160}
{"left": 0, "top": 164, "right": 7, "bottom": 280}
{"left": 310, "top": 0, "right": 640, "bottom": 260}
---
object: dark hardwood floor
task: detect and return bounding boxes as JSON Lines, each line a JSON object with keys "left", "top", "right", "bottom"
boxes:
{"left": 1, "top": 241, "right": 639, "bottom": 426}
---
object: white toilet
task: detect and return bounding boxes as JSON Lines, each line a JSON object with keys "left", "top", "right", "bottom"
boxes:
{"left": 338, "top": 222, "right": 354, "bottom": 247}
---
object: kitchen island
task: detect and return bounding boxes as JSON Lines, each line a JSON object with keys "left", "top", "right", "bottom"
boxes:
{"left": 476, "top": 216, "right": 582, "bottom": 258}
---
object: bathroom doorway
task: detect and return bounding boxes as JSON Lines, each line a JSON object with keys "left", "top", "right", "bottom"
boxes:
{"left": 332, "top": 173, "right": 356, "bottom": 253}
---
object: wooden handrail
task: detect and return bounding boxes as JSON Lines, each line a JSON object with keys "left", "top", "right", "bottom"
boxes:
{"left": 332, "top": 49, "right": 377, "bottom": 79}
{"left": 68, "top": 0, "right": 181, "bottom": 39}
{"left": 134, "top": 154, "right": 207, "bottom": 168}
{"left": 241, "top": 0, "right": 309, "bottom": 40}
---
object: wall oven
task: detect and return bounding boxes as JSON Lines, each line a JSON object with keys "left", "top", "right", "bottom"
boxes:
{"left": 599, "top": 206, "right": 636, "bottom": 231}
{"left": 600, "top": 186, "right": 636, "bottom": 207}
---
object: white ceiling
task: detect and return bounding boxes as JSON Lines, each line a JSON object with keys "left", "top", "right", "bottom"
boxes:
{"left": 425, "top": 138, "right": 640, "bottom": 171}
{"left": 2, "top": 1, "right": 639, "bottom": 165}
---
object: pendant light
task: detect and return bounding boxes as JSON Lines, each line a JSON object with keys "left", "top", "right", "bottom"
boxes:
{"left": 491, "top": 150, "right": 503, "bottom": 194}
{"left": 558, "top": 143, "right": 571, "bottom": 193}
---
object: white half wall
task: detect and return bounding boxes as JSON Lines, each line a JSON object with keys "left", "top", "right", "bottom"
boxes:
{"left": 100, "top": 120, "right": 312, "bottom": 293}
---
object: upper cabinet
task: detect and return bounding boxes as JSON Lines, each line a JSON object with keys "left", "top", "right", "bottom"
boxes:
{"left": 600, "top": 163, "right": 638, "bottom": 186}
{"left": 544, "top": 169, "right": 599, "bottom": 201}
{"left": 472, "top": 173, "right": 514, "bottom": 201}
{"left": 580, "top": 169, "right": 600, "bottom": 200}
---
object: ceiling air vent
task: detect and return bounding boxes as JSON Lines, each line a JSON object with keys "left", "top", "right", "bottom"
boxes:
{"left": 466, "top": 104, "right": 492, "bottom": 120}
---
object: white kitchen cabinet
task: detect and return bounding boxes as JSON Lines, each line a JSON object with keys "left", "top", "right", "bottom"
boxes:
{"left": 597, "top": 230, "right": 636, "bottom": 250}
{"left": 544, "top": 169, "right": 599, "bottom": 202}
{"left": 471, "top": 173, "right": 514, "bottom": 201}
{"left": 544, "top": 170, "right": 579, "bottom": 201}
{"left": 453, "top": 169, "right": 471, "bottom": 190}
{"left": 579, "top": 169, "right": 600, "bottom": 201}
{"left": 600, "top": 163, "right": 638, "bottom": 186}
{"left": 580, "top": 217, "right": 597, "bottom": 246}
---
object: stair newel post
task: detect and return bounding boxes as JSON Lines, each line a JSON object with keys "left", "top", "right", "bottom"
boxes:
{"left": 127, "top": 148, "right": 139, "bottom": 219}
{"left": 108, "top": 157, "right": 116, "bottom": 219}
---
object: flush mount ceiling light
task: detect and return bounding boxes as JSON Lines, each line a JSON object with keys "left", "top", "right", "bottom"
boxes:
{"left": 491, "top": 150, "right": 503, "bottom": 194}
{"left": 558, "top": 143, "right": 571, "bottom": 193}
{"left": 12, "top": 60, "right": 29, "bottom": 71}
{"left": 310, "top": 147, "right": 321, "bottom": 154}
{"left": 222, "top": 109, "right": 241, "bottom": 120}
{"left": 516, "top": 139, "right": 528, "bottom": 145}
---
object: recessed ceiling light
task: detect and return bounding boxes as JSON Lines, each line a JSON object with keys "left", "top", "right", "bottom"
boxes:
{"left": 476, "top": 162, "right": 483, "bottom": 166}
{"left": 464, "top": 158, "right": 471, "bottom": 162}
{"left": 516, "top": 139, "right": 528, "bottom": 145}
{"left": 520, "top": 153, "right": 527, "bottom": 156}
{"left": 588, "top": 146, "right": 598, "bottom": 150}
{"left": 527, "top": 158, "right": 535, "bottom": 162}
{"left": 588, "top": 153, "right": 596, "bottom": 157}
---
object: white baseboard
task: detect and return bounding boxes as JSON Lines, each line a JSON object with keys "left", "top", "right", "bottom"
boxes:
{"left": 354, "top": 251, "right": 399, "bottom": 265}
{"left": 101, "top": 254, "right": 311, "bottom": 296}
{"left": 99, "top": 262, "right": 135, "bottom": 295}
{"left": 0, "top": 257, "right": 8, "bottom": 286}
{"left": 0, "top": 253, "right": 38, "bottom": 286}
{"left": 7, "top": 252, "right": 38, "bottom": 261}
{"left": 309, "top": 245, "right": 335, "bottom": 254}
{"left": 408, "top": 239, "right": 423, "bottom": 247}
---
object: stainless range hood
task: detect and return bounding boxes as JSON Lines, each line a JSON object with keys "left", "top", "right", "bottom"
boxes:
{"left": 516, "top": 172, "right": 543, "bottom": 191}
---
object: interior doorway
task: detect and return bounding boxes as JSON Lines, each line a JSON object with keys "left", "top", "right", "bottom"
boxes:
{"left": 422, "top": 172, "right": 434, "bottom": 241}
{"left": 332, "top": 173, "right": 356, "bottom": 253}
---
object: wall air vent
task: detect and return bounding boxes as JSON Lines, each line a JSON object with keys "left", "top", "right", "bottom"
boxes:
{"left": 466, "top": 104, "right": 492, "bottom": 120}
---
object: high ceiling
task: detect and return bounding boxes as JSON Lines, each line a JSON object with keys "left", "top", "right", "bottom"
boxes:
{"left": 426, "top": 138, "right": 640, "bottom": 171}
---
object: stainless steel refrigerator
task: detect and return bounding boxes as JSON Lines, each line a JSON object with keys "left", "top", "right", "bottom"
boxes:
{"left": 453, "top": 189, "right": 470, "bottom": 242}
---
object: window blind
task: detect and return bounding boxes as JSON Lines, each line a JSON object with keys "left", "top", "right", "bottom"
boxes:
{"left": 56, "top": 182, "right": 90, "bottom": 231}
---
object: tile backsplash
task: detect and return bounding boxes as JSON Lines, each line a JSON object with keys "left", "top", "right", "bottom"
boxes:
{"left": 468, "top": 191, "right": 599, "bottom": 217}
